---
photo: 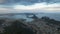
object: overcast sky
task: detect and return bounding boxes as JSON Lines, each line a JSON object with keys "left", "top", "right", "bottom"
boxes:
{"left": 0, "top": 0, "right": 60, "bottom": 13}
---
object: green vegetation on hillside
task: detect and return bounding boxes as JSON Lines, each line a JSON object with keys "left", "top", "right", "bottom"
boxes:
{"left": 0, "top": 16, "right": 60, "bottom": 34}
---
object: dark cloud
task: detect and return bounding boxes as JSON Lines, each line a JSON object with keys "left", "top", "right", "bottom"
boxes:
{"left": 0, "top": 0, "right": 60, "bottom": 5}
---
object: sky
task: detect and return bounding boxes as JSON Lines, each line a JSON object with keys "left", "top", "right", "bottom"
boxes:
{"left": 0, "top": 0, "right": 60, "bottom": 13}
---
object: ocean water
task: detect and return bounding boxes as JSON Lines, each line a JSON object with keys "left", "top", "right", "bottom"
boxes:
{"left": 0, "top": 13, "right": 60, "bottom": 21}
{"left": 36, "top": 13, "right": 60, "bottom": 21}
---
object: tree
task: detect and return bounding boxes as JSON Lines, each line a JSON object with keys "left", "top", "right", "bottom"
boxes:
{"left": 41, "top": 16, "right": 50, "bottom": 21}
{"left": 0, "top": 19, "right": 5, "bottom": 26}
{"left": 3, "top": 20, "right": 35, "bottom": 34}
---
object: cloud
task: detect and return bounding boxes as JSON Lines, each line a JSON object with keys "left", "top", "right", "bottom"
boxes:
{"left": 0, "top": 6, "right": 60, "bottom": 14}
{"left": 0, "top": 0, "right": 60, "bottom": 13}
{"left": 0, "top": 7, "right": 16, "bottom": 14}
{"left": 13, "top": 3, "right": 60, "bottom": 11}
{"left": 13, "top": 3, "right": 47, "bottom": 10}
{"left": 43, "top": 3, "right": 60, "bottom": 11}
{"left": 0, "top": 0, "right": 5, "bottom": 4}
{"left": 0, "top": 0, "right": 60, "bottom": 5}
{"left": 13, "top": 3, "right": 60, "bottom": 13}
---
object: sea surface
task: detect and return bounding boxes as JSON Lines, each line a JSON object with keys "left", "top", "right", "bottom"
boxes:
{"left": 0, "top": 13, "right": 60, "bottom": 21}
